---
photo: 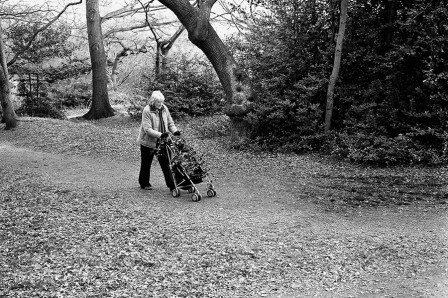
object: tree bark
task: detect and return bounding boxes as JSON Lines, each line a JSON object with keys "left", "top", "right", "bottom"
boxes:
{"left": 158, "top": 0, "right": 255, "bottom": 145}
{"left": 160, "top": 25, "right": 185, "bottom": 76}
{"left": 111, "top": 59, "right": 119, "bottom": 91}
{"left": 324, "top": 0, "right": 347, "bottom": 134}
{"left": 111, "top": 48, "right": 126, "bottom": 91}
{"left": 155, "top": 42, "right": 161, "bottom": 79}
{"left": 83, "top": 0, "right": 115, "bottom": 120}
{"left": 0, "top": 24, "right": 17, "bottom": 129}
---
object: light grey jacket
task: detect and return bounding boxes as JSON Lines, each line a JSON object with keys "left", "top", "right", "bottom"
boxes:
{"left": 137, "top": 104, "right": 178, "bottom": 148}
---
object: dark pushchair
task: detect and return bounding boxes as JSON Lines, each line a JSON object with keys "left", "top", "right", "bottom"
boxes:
{"left": 157, "top": 134, "right": 216, "bottom": 202}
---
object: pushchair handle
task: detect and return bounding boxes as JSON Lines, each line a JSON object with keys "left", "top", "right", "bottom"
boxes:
{"left": 158, "top": 132, "right": 181, "bottom": 147}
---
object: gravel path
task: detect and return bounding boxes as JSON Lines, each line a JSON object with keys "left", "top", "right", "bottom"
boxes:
{"left": 1, "top": 115, "right": 447, "bottom": 297}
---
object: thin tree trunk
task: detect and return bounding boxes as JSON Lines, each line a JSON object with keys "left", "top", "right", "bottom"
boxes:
{"left": 0, "top": 24, "right": 17, "bottom": 129}
{"left": 324, "top": 0, "right": 347, "bottom": 134}
{"left": 111, "top": 50, "right": 124, "bottom": 91}
{"left": 83, "top": 0, "right": 115, "bottom": 120}
{"left": 155, "top": 42, "right": 161, "bottom": 79}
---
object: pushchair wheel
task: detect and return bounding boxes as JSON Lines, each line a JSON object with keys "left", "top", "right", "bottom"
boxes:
{"left": 191, "top": 193, "right": 202, "bottom": 202}
{"left": 188, "top": 187, "right": 195, "bottom": 193}
{"left": 207, "top": 189, "right": 216, "bottom": 197}
{"left": 172, "top": 188, "right": 180, "bottom": 197}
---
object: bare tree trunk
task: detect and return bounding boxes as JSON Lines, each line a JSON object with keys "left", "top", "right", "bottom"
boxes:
{"left": 111, "top": 71, "right": 118, "bottom": 92}
{"left": 158, "top": 0, "right": 255, "bottom": 145}
{"left": 111, "top": 51, "right": 123, "bottom": 91}
{"left": 155, "top": 42, "right": 161, "bottom": 79}
{"left": 83, "top": 0, "right": 115, "bottom": 120}
{"left": 0, "top": 24, "right": 17, "bottom": 130}
{"left": 324, "top": 0, "right": 347, "bottom": 134}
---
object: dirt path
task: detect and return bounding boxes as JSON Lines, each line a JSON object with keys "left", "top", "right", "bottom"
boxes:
{"left": 1, "top": 141, "right": 448, "bottom": 297}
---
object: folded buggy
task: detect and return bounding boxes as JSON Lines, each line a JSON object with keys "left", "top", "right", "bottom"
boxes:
{"left": 157, "top": 135, "right": 216, "bottom": 202}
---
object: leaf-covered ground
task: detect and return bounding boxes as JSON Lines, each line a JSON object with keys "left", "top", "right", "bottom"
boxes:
{"left": 1, "top": 113, "right": 447, "bottom": 297}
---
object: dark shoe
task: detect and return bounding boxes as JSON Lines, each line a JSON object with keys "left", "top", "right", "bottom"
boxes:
{"left": 141, "top": 184, "right": 153, "bottom": 190}
{"left": 170, "top": 188, "right": 180, "bottom": 197}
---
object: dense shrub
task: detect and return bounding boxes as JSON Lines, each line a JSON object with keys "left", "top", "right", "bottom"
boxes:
{"left": 226, "top": 0, "right": 332, "bottom": 152}
{"left": 128, "top": 54, "right": 225, "bottom": 119}
{"left": 188, "top": 114, "right": 231, "bottom": 139}
{"left": 6, "top": 19, "right": 90, "bottom": 118}
{"left": 327, "top": 0, "right": 448, "bottom": 165}
{"left": 49, "top": 77, "right": 91, "bottom": 109}
{"left": 125, "top": 94, "right": 149, "bottom": 120}
{"left": 227, "top": 0, "right": 448, "bottom": 165}
{"left": 13, "top": 66, "right": 92, "bottom": 118}
{"left": 15, "top": 95, "right": 66, "bottom": 120}
{"left": 6, "top": 23, "right": 74, "bottom": 66}
{"left": 326, "top": 130, "right": 448, "bottom": 166}
{"left": 16, "top": 99, "right": 66, "bottom": 120}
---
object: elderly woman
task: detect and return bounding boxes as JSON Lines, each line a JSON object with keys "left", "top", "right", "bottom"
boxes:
{"left": 137, "top": 90, "right": 181, "bottom": 190}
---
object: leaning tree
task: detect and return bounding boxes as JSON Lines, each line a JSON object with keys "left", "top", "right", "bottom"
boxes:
{"left": 158, "top": 0, "right": 255, "bottom": 144}
{"left": 325, "top": 0, "right": 348, "bottom": 134}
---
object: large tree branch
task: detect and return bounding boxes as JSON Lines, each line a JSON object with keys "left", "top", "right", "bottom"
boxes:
{"left": 158, "top": 0, "right": 198, "bottom": 27}
{"left": 138, "top": 0, "right": 163, "bottom": 78}
{"left": 195, "top": 0, "right": 216, "bottom": 39}
{"left": 102, "top": 21, "right": 178, "bottom": 38}
{"left": 111, "top": 41, "right": 144, "bottom": 73}
{"left": 138, "top": 0, "right": 173, "bottom": 43}
{"left": 216, "top": 0, "right": 251, "bottom": 32}
{"left": 101, "top": 2, "right": 141, "bottom": 21}
{"left": 198, "top": 0, "right": 217, "bottom": 19}
{"left": 160, "top": 25, "right": 185, "bottom": 55}
{"left": 0, "top": 1, "right": 59, "bottom": 20}
{"left": 159, "top": 0, "right": 215, "bottom": 42}
{"left": 101, "top": 1, "right": 166, "bottom": 22}
{"left": 103, "top": 23, "right": 147, "bottom": 38}
{"left": 6, "top": 0, "right": 83, "bottom": 67}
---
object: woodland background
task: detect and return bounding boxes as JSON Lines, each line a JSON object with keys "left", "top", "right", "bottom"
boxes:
{"left": 1, "top": 0, "right": 447, "bottom": 166}
{"left": 1, "top": 1, "right": 448, "bottom": 296}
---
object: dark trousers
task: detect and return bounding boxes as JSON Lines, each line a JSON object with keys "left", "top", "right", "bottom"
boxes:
{"left": 139, "top": 145, "right": 175, "bottom": 190}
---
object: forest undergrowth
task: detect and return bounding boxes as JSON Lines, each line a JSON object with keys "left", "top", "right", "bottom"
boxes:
{"left": 0, "top": 113, "right": 447, "bottom": 297}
